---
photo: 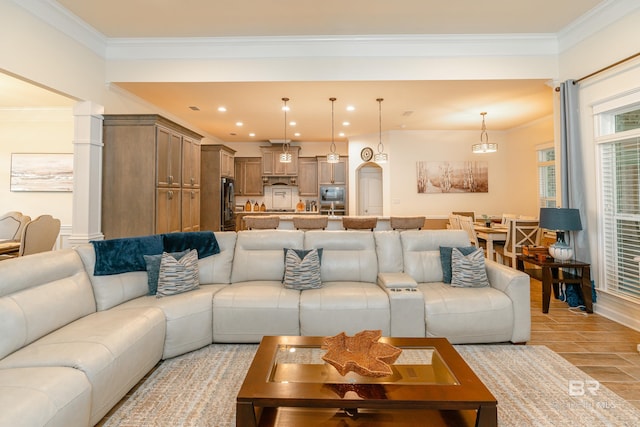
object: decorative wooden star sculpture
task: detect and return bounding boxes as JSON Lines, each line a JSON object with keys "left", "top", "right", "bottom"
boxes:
{"left": 321, "top": 330, "right": 402, "bottom": 377}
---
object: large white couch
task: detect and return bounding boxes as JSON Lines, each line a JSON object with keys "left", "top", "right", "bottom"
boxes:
{"left": 0, "top": 229, "right": 530, "bottom": 427}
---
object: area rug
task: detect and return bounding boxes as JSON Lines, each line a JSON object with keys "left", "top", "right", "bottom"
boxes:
{"left": 101, "top": 344, "right": 640, "bottom": 426}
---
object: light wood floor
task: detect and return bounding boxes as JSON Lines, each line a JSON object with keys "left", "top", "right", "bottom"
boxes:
{"left": 527, "top": 277, "right": 640, "bottom": 409}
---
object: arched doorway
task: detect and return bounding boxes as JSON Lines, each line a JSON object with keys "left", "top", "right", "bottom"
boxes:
{"left": 357, "top": 163, "right": 383, "bottom": 216}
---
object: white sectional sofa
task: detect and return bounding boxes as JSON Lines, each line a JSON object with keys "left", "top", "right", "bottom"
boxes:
{"left": 0, "top": 229, "right": 530, "bottom": 427}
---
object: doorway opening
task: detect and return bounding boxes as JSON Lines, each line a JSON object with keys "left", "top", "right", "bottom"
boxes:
{"left": 357, "top": 162, "right": 383, "bottom": 216}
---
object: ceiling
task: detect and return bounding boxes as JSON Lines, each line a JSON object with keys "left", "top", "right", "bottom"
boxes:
{"left": 4, "top": 1, "right": 607, "bottom": 142}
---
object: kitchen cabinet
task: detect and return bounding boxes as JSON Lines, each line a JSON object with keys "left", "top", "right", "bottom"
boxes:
{"left": 182, "top": 188, "right": 201, "bottom": 232}
{"left": 182, "top": 136, "right": 201, "bottom": 188}
{"left": 261, "top": 146, "right": 299, "bottom": 176}
{"left": 235, "top": 157, "right": 264, "bottom": 196}
{"left": 318, "top": 156, "right": 347, "bottom": 185}
{"left": 298, "top": 157, "right": 318, "bottom": 196}
{"left": 102, "top": 114, "right": 202, "bottom": 239}
{"left": 201, "top": 145, "right": 237, "bottom": 231}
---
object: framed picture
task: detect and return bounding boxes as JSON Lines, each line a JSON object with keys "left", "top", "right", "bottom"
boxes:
{"left": 10, "top": 153, "right": 74, "bottom": 192}
{"left": 416, "top": 160, "right": 488, "bottom": 193}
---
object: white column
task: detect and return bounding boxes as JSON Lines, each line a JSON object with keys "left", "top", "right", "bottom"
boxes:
{"left": 68, "top": 101, "right": 105, "bottom": 246}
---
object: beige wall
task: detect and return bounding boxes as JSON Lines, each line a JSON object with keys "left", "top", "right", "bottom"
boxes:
{"left": 0, "top": 109, "right": 74, "bottom": 224}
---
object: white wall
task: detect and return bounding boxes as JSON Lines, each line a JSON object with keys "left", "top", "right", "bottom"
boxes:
{"left": 0, "top": 109, "right": 74, "bottom": 224}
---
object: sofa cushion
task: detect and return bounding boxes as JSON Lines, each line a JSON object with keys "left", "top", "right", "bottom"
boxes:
{"left": 283, "top": 248, "right": 322, "bottom": 290}
{"left": 0, "top": 249, "right": 96, "bottom": 360}
{"left": 418, "top": 282, "right": 514, "bottom": 344}
{"left": 438, "top": 245, "right": 477, "bottom": 284}
{"left": 213, "top": 281, "right": 300, "bottom": 342}
{"left": 231, "top": 230, "right": 304, "bottom": 283}
{"left": 304, "top": 230, "right": 378, "bottom": 283}
{"left": 0, "top": 307, "right": 166, "bottom": 426}
{"left": 451, "top": 248, "right": 489, "bottom": 288}
{"left": 374, "top": 230, "right": 404, "bottom": 273}
{"left": 157, "top": 250, "right": 200, "bottom": 297}
{"left": 144, "top": 250, "right": 189, "bottom": 295}
{"left": 299, "top": 281, "right": 390, "bottom": 336}
{"left": 0, "top": 367, "right": 91, "bottom": 427}
{"left": 401, "top": 230, "right": 470, "bottom": 283}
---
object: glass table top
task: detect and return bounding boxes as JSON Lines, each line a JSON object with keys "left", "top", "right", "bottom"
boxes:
{"left": 268, "top": 344, "right": 459, "bottom": 385}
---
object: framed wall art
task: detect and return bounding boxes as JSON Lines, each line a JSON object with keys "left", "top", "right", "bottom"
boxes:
{"left": 10, "top": 153, "right": 74, "bottom": 192}
{"left": 416, "top": 160, "right": 488, "bottom": 194}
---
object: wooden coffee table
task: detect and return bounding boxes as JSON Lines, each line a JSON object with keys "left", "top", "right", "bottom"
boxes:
{"left": 237, "top": 336, "right": 497, "bottom": 426}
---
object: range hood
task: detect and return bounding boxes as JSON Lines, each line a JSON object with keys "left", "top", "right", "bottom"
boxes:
{"left": 263, "top": 176, "right": 297, "bottom": 186}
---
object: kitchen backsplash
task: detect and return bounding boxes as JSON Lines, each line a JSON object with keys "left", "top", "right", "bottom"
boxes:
{"left": 235, "top": 186, "right": 318, "bottom": 212}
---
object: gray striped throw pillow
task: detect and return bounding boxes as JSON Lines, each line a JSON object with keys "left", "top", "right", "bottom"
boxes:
{"left": 283, "top": 248, "right": 322, "bottom": 290}
{"left": 156, "top": 249, "right": 200, "bottom": 297}
{"left": 450, "top": 247, "right": 489, "bottom": 288}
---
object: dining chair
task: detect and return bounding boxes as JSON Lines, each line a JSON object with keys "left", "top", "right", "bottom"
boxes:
{"left": 342, "top": 216, "right": 378, "bottom": 231}
{"left": 1, "top": 215, "right": 61, "bottom": 260}
{"left": 390, "top": 216, "right": 425, "bottom": 230}
{"left": 0, "top": 211, "right": 30, "bottom": 240}
{"left": 293, "top": 215, "right": 328, "bottom": 230}
{"left": 448, "top": 214, "right": 461, "bottom": 230}
{"left": 244, "top": 216, "right": 280, "bottom": 230}
{"left": 457, "top": 214, "right": 486, "bottom": 255}
{"left": 501, "top": 213, "right": 517, "bottom": 224}
{"left": 452, "top": 211, "right": 475, "bottom": 222}
{"left": 495, "top": 219, "right": 541, "bottom": 267}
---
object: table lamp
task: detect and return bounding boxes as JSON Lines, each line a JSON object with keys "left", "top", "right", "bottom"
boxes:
{"left": 539, "top": 208, "right": 582, "bottom": 261}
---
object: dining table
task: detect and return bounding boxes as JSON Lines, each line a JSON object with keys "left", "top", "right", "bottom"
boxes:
{"left": 0, "top": 239, "right": 20, "bottom": 256}
{"left": 474, "top": 224, "right": 508, "bottom": 261}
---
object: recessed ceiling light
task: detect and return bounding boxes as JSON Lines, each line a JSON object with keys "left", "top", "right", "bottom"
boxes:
{"left": 289, "top": 121, "right": 296, "bottom": 126}
{"left": 346, "top": 105, "right": 355, "bottom": 111}
{"left": 294, "top": 132, "right": 301, "bottom": 137}
{"left": 342, "top": 121, "right": 350, "bottom": 126}
{"left": 189, "top": 106, "right": 200, "bottom": 111}
{"left": 217, "top": 106, "right": 227, "bottom": 112}
{"left": 339, "top": 132, "right": 345, "bottom": 137}
{"left": 249, "top": 133, "right": 256, "bottom": 137}
{"left": 235, "top": 121, "right": 243, "bottom": 127}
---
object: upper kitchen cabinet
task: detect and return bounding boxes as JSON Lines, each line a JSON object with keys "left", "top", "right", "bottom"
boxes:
{"left": 182, "top": 136, "right": 201, "bottom": 188}
{"left": 235, "top": 157, "right": 263, "bottom": 196}
{"left": 102, "top": 114, "right": 202, "bottom": 239}
{"left": 298, "top": 157, "right": 318, "bottom": 196}
{"left": 318, "top": 156, "right": 348, "bottom": 185}
{"left": 261, "top": 146, "right": 299, "bottom": 176}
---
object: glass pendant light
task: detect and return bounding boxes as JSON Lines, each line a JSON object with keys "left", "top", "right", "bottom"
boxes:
{"left": 374, "top": 98, "right": 388, "bottom": 163}
{"left": 279, "top": 97, "right": 292, "bottom": 163}
{"left": 326, "top": 97, "right": 339, "bottom": 163}
{"left": 472, "top": 112, "right": 497, "bottom": 154}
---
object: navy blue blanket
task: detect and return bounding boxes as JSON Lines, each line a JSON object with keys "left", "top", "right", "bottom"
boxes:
{"left": 92, "top": 231, "right": 220, "bottom": 276}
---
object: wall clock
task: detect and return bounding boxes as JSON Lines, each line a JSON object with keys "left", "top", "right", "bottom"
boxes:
{"left": 360, "top": 147, "right": 374, "bottom": 162}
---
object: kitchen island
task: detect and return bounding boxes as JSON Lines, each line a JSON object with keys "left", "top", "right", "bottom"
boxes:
{"left": 235, "top": 212, "right": 390, "bottom": 231}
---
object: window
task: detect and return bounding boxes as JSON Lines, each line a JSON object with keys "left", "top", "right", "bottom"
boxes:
{"left": 598, "top": 108, "right": 640, "bottom": 300}
{"left": 537, "top": 147, "right": 556, "bottom": 208}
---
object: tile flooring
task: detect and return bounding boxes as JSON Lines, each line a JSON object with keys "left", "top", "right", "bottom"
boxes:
{"left": 528, "top": 278, "right": 640, "bottom": 409}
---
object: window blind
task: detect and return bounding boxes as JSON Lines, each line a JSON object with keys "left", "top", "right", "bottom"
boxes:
{"left": 600, "top": 137, "right": 640, "bottom": 299}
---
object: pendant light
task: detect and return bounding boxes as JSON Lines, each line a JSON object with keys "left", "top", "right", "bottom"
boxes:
{"left": 472, "top": 112, "right": 497, "bottom": 154}
{"left": 279, "top": 97, "right": 292, "bottom": 163}
{"left": 326, "top": 97, "right": 339, "bottom": 163}
{"left": 374, "top": 98, "right": 388, "bottom": 163}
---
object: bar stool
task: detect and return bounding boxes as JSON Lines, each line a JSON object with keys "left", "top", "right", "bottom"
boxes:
{"left": 390, "top": 216, "right": 425, "bottom": 230}
{"left": 244, "top": 216, "right": 280, "bottom": 230}
{"left": 342, "top": 217, "right": 378, "bottom": 231}
{"left": 293, "top": 215, "right": 329, "bottom": 230}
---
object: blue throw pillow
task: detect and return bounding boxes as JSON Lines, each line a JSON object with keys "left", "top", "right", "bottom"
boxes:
{"left": 92, "top": 235, "right": 164, "bottom": 276}
{"left": 439, "top": 246, "right": 478, "bottom": 284}
{"left": 144, "top": 250, "right": 190, "bottom": 295}
{"left": 162, "top": 231, "right": 220, "bottom": 259}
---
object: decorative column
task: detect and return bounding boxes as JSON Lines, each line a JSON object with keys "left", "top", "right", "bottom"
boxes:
{"left": 68, "top": 101, "right": 105, "bottom": 246}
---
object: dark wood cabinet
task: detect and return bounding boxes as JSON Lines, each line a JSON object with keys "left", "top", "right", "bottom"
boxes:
{"left": 102, "top": 115, "right": 202, "bottom": 239}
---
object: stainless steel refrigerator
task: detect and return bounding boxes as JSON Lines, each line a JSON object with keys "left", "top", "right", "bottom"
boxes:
{"left": 221, "top": 177, "right": 235, "bottom": 231}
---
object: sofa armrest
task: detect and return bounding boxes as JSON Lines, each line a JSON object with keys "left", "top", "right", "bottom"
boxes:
{"left": 485, "top": 259, "right": 531, "bottom": 343}
{"left": 377, "top": 272, "right": 417, "bottom": 289}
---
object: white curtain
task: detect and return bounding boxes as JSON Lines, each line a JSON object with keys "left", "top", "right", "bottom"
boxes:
{"left": 559, "top": 80, "right": 591, "bottom": 265}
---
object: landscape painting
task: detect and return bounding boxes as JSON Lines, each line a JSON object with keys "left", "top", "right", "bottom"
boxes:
{"left": 417, "top": 160, "right": 488, "bottom": 193}
{"left": 10, "top": 153, "right": 74, "bottom": 192}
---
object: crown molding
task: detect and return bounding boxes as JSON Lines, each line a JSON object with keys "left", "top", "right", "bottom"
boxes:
{"left": 105, "top": 33, "right": 559, "bottom": 60}
{"left": 557, "top": 0, "right": 640, "bottom": 52}
{"left": 12, "top": 0, "right": 107, "bottom": 56}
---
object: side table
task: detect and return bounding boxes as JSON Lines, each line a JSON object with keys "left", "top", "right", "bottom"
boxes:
{"left": 516, "top": 255, "right": 593, "bottom": 314}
